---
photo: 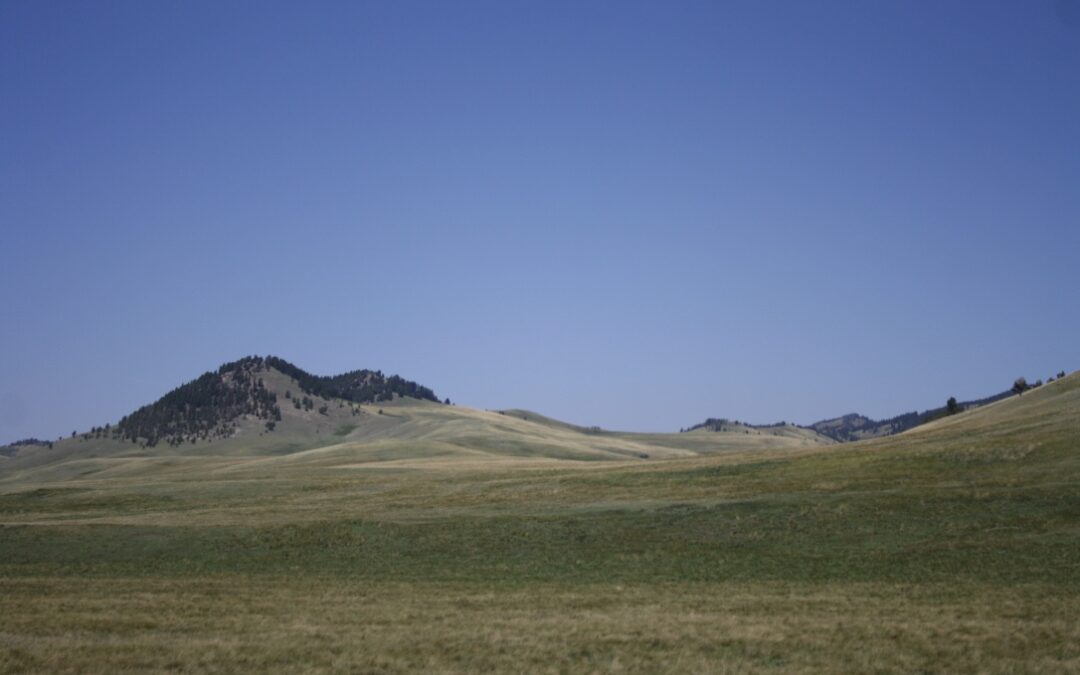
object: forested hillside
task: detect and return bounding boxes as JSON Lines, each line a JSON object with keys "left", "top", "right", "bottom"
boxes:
{"left": 108, "top": 356, "right": 438, "bottom": 448}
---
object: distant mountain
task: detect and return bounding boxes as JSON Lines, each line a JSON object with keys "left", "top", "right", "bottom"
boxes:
{"left": 808, "top": 390, "right": 1014, "bottom": 442}
{"left": 809, "top": 411, "right": 920, "bottom": 442}
{"left": 107, "top": 356, "right": 439, "bottom": 448}
{"left": 684, "top": 418, "right": 797, "bottom": 434}
{"left": 687, "top": 389, "right": 1016, "bottom": 443}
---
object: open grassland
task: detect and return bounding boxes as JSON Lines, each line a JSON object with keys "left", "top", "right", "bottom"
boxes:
{"left": 5, "top": 365, "right": 833, "bottom": 480}
{"left": 3, "top": 578, "right": 1077, "bottom": 674}
{"left": 1, "top": 374, "right": 1079, "bottom": 673}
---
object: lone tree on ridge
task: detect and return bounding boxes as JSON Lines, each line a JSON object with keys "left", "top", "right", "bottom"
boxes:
{"left": 1013, "top": 377, "right": 1029, "bottom": 396}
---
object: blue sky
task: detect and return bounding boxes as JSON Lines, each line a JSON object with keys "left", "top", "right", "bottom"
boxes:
{"left": 2, "top": 0, "right": 1078, "bottom": 442}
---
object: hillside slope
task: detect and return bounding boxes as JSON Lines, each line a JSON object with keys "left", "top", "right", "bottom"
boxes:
{"left": 0, "top": 372, "right": 1077, "bottom": 672}
{"left": 807, "top": 387, "right": 1015, "bottom": 441}
{"left": 0, "top": 358, "right": 836, "bottom": 485}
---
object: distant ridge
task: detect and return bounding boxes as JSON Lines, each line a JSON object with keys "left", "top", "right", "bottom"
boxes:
{"left": 263, "top": 356, "right": 437, "bottom": 405}
{"left": 807, "top": 389, "right": 1014, "bottom": 442}
{"left": 686, "top": 385, "right": 1041, "bottom": 443}
{"left": 0, "top": 438, "right": 52, "bottom": 457}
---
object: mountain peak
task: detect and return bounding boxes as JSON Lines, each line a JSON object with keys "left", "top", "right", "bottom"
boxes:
{"left": 109, "top": 356, "right": 438, "bottom": 448}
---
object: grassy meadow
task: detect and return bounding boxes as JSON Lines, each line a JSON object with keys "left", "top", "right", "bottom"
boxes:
{"left": 1, "top": 374, "right": 1079, "bottom": 673}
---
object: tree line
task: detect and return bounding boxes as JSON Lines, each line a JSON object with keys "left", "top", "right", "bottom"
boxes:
{"left": 264, "top": 356, "right": 438, "bottom": 404}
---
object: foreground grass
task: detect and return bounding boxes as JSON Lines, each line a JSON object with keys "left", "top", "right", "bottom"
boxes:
{"left": 3, "top": 577, "right": 1078, "bottom": 674}
{"left": 1, "top": 375, "right": 1078, "bottom": 673}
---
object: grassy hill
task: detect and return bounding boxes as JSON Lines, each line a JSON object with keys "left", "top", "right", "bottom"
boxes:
{"left": 0, "top": 370, "right": 1077, "bottom": 672}
{"left": 0, "top": 357, "right": 835, "bottom": 485}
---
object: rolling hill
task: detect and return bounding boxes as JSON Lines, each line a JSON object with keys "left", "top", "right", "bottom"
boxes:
{"left": 0, "top": 366, "right": 1077, "bottom": 672}
{"left": 0, "top": 356, "right": 836, "bottom": 485}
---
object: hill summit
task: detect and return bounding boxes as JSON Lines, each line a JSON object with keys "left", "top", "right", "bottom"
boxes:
{"left": 111, "top": 356, "right": 438, "bottom": 448}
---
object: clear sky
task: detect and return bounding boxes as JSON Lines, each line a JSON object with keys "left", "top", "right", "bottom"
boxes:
{"left": 2, "top": 1, "right": 1078, "bottom": 443}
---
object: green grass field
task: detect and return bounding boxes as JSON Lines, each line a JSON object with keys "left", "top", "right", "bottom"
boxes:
{"left": 2, "top": 373, "right": 1078, "bottom": 673}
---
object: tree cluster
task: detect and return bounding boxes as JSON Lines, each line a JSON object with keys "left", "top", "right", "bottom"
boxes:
{"left": 0, "top": 438, "right": 53, "bottom": 456}
{"left": 686, "top": 417, "right": 790, "bottom": 434}
{"left": 264, "top": 356, "right": 438, "bottom": 404}
{"left": 115, "top": 356, "right": 281, "bottom": 448}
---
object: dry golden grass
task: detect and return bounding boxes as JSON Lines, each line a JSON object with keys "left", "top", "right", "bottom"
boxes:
{"left": 1, "top": 373, "right": 1078, "bottom": 673}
